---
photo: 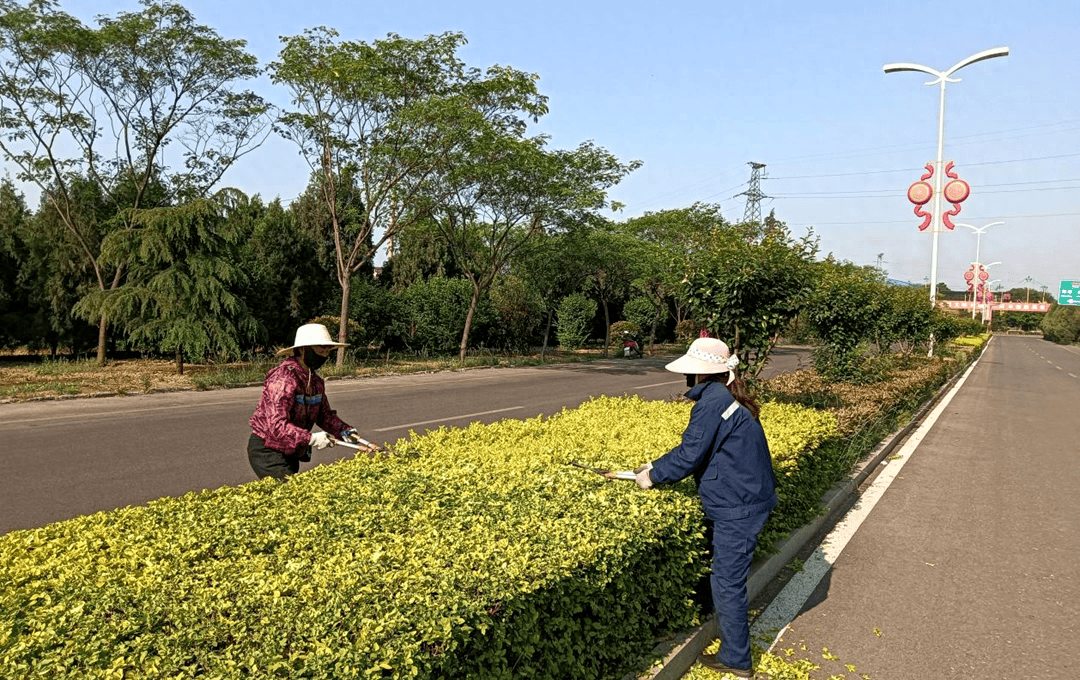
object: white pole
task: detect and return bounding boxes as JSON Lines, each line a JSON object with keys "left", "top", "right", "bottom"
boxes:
{"left": 883, "top": 47, "right": 1008, "bottom": 356}
{"left": 956, "top": 222, "right": 1004, "bottom": 320}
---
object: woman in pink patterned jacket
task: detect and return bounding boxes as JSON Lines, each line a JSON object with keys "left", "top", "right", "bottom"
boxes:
{"left": 247, "top": 324, "right": 377, "bottom": 481}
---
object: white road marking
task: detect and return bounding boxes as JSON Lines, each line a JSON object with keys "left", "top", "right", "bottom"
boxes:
{"left": 372, "top": 406, "right": 524, "bottom": 432}
{"left": 634, "top": 380, "right": 686, "bottom": 390}
{"left": 750, "top": 355, "right": 982, "bottom": 652}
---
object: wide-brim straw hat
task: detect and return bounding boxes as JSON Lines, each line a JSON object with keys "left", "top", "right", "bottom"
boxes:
{"left": 275, "top": 323, "right": 349, "bottom": 356}
{"left": 664, "top": 337, "right": 740, "bottom": 380}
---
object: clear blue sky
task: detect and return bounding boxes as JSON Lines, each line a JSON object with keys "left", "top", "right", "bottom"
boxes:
{"left": 56, "top": 1, "right": 1080, "bottom": 293}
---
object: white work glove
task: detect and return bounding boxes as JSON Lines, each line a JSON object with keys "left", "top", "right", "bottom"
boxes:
{"left": 309, "top": 431, "right": 335, "bottom": 451}
{"left": 634, "top": 462, "right": 654, "bottom": 490}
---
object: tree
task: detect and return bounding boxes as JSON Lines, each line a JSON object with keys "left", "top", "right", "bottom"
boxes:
{"left": 804, "top": 260, "right": 887, "bottom": 379}
{"left": 622, "top": 203, "right": 728, "bottom": 329}
{"left": 423, "top": 135, "right": 638, "bottom": 360}
{"left": 0, "top": 1, "right": 269, "bottom": 363}
{"left": 0, "top": 178, "right": 30, "bottom": 348}
{"left": 680, "top": 219, "right": 818, "bottom": 380}
{"left": 270, "top": 28, "right": 548, "bottom": 366}
{"left": 580, "top": 224, "right": 640, "bottom": 357}
{"left": 556, "top": 292, "right": 596, "bottom": 350}
{"left": 515, "top": 231, "right": 592, "bottom": 358}
{"left": 1041, "top": 304, "right": 1080, "bottom": 345}
{"left": 233, "top": 193, "right": 337, "bottom": 349}
{"left": 75, "top": 198, "right": 260, "bottom": 374}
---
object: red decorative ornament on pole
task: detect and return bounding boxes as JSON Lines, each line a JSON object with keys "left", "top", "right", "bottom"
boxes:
{"left": 908, "top": 161, "right": 970, "bottom": 231}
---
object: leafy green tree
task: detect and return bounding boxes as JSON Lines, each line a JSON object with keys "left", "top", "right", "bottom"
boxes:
{"left": 804, "top": 260, "right": 888, "bottom": 379}
{"left": 874, "top": 283, "right": 936, "bottom": 355}
{"left": 681, "top": 219, "right": 818, "bottom": 380}
{"left": 556, "top": 292, "right": 597, "bottom": 350}
{"left": 16, "top": 175, "right": 113, "bottom": 354}
{"left": 580, "top": 225, "right": 640, "bottom": 357}
{"left": 75, "top": 198, "right": 260, "bottom": 373}
{"left": 623, "top": 202, "right": 727, "bottom": 327}
{"left": 514, "top": 231, "right": 593, "bottom": 358}
{"left": 0, "top": 178, "right": 31, "bottom": 348}
{"left": 0, "top": 0, "right": 269, "bottom": 363}
{"left": 422, "top": 134, "right": 638, "bottom": 360}
{"left": 487, "top": 273, "right": 543, "bottom": 352}
{"left": 230, "top": 193, "right": 337, "bottom": 349}
{"left": 270, "top": 28, "right": 548, "bottom": 366}
{"left": 390, "top": 275, "right": 495, "bottom": 353}
{"left": 622, "top": 296, "right": 660, "bottom": 342}
{"left": 1041, "top": 304, "right": 1080, "bottom": 345}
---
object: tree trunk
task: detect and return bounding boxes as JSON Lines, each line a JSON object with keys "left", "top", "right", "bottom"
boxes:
{"left": 96, "top": 316, "right": 108, "bottom": 367}
{"left": 601, "top": 297, "right": 610, "bottom": 358}
{"left": 459, "top": 279, "right": 481, "bottom": 362}
{"left": 541, "top": 310, "right": 553, "bottom": 360}
{"left": 175, "top": 347, "right": 184, "bottom": 375}
{"left": 336, "top": 276, "right": 352, "bottom": 368}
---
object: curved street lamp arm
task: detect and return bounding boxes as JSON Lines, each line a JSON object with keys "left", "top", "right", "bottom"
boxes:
{"left": 944, "top": 46, "right": 1010, "bottom": 77}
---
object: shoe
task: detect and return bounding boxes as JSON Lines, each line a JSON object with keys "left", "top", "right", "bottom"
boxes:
{"left": 697, "top": 651, "right": 754, "bottom": 678}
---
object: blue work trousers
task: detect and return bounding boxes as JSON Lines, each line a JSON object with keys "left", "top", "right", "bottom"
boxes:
{"left": 708, "top": 509, "right": 772, "bottom": 670}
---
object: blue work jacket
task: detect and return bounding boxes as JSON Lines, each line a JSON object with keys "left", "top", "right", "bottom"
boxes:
{"left": 650, "top": 381, "right": 778, "bottom": 521}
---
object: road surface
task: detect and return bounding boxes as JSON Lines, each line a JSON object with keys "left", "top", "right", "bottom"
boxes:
{"left": 751, "top": 336, "right": 1079, "bottom": 680}
{"left": 0, "top": 348, "right": 810, "bottom": 534}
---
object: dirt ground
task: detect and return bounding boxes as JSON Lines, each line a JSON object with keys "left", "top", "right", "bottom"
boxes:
{"left": 0, "top": 356, "right": 229, "bottom": 401}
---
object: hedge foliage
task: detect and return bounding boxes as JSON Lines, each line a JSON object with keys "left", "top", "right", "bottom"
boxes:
{"left": 1, "top": 395, "right": 836, "bottom": 680}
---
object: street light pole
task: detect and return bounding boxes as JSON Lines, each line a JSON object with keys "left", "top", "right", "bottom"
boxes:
{"left": 956, "top": 221, "right": 1004, "bottom": 270}
{"left": 985, "top": 278, "right": 1002, "bottom": 326}
{"left": 884, "top": 47, "right": 1008, "bottom": 354}
{"left": 956, "top": 222, "right": 1004, "bottom": 318}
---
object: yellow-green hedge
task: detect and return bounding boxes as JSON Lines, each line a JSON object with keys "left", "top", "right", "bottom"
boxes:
{"left": 952, "top": 333, "right": 991, "bottom": 347}
{"left": 0, "top": 395, "right": 835, "bottom": 680}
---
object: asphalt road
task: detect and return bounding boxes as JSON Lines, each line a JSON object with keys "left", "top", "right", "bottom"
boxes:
{"left": 761, "top": 335, "right": 1079, "bottom": 680}
{"left": 0, "top": 347, "right": 811, "bottom": 535}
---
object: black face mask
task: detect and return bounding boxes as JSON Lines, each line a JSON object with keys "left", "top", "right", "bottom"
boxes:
{"left": 302, "top": 347, "right": 328, "bottom": 371}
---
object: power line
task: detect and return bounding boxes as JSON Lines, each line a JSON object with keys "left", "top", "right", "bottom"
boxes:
{"left": 773, "top": 184, "right": 1080, "bottom": 199}
{"left": 786, "top": 210, "right": 1080, "bottom": 226}
{"left": 765, "top": 117, "right": 1080, "bottom": 167}
{"left": 768, "top": 151, "right": 1080, "bottom": 181}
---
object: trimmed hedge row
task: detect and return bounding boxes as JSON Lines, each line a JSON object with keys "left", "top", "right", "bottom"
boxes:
{"left": 0, "top": 395, "right": 836, "bottom": 679}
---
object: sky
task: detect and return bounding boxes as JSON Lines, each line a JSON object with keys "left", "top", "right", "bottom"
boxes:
{"left": 28, "top": 0, "right": 1080, "bottom": 295}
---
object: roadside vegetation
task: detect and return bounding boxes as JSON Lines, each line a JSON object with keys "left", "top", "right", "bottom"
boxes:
{"left": 0, "top": 345, "right": 639, "bottom": 401}
{"left": 0, "top": 2, "right": 1029, "bottom": 678}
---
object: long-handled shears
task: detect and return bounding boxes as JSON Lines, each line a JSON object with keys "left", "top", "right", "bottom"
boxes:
{"left": 333, "top": 437, "right": 394, "bottom": 456}
{"left": 568, "top": 460, "right": 637, "bottom": 480}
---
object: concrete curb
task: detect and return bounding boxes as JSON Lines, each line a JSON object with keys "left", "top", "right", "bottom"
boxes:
{"left": 637, "top": 349, "right": 979, "bottom": 680}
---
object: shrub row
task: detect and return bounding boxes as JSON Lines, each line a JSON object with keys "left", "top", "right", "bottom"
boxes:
{"left": 2, "top": 336, "right": 984, "bottom": 679}
{"left": 1, "top": 395, "right": 836, "bottom": 679}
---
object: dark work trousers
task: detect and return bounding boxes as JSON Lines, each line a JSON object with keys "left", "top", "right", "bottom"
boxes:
{"left": 708, "top": 508, "right": 772, "bottom": 670}
{"left": 247, "top": 433, "right": 307, "bottom": 481}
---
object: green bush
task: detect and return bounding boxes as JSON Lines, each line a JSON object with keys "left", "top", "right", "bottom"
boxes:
{"left": 1041, "top": 304, "right": 1080, "bottom": 344}
{"left": 607, "top": 320, "right": 641, "bottom": 348}
{"left": 0, "top": 394, "right": 845, "bottom": 680}
{"left": 555, "top": 293, "right": 596, "bottom": 350}
{"left": 389, "top": 276, "right": 497, "bottom": 353}
{"left": 621, "top": 296, "right": 659, "bottom": 339}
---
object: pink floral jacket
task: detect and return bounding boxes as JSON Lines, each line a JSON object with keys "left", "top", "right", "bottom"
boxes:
{"left": 249, "top": 357, "right": 352, "bottom": 455}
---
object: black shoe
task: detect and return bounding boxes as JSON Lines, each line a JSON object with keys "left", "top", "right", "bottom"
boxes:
{"left": 697, "top": 652, "right": 754, "bottom": 678}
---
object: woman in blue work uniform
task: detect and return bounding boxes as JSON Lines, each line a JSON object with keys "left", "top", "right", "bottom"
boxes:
{"left": 634, "top": 337, "right": 776, "bottom": 678}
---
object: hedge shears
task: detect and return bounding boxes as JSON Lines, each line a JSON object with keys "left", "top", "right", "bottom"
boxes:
{"left": 334, "top": 436, "right": 394, "bottom": 457}
{"left": 567, "top": 460, "right": 637, "bottom": 480}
